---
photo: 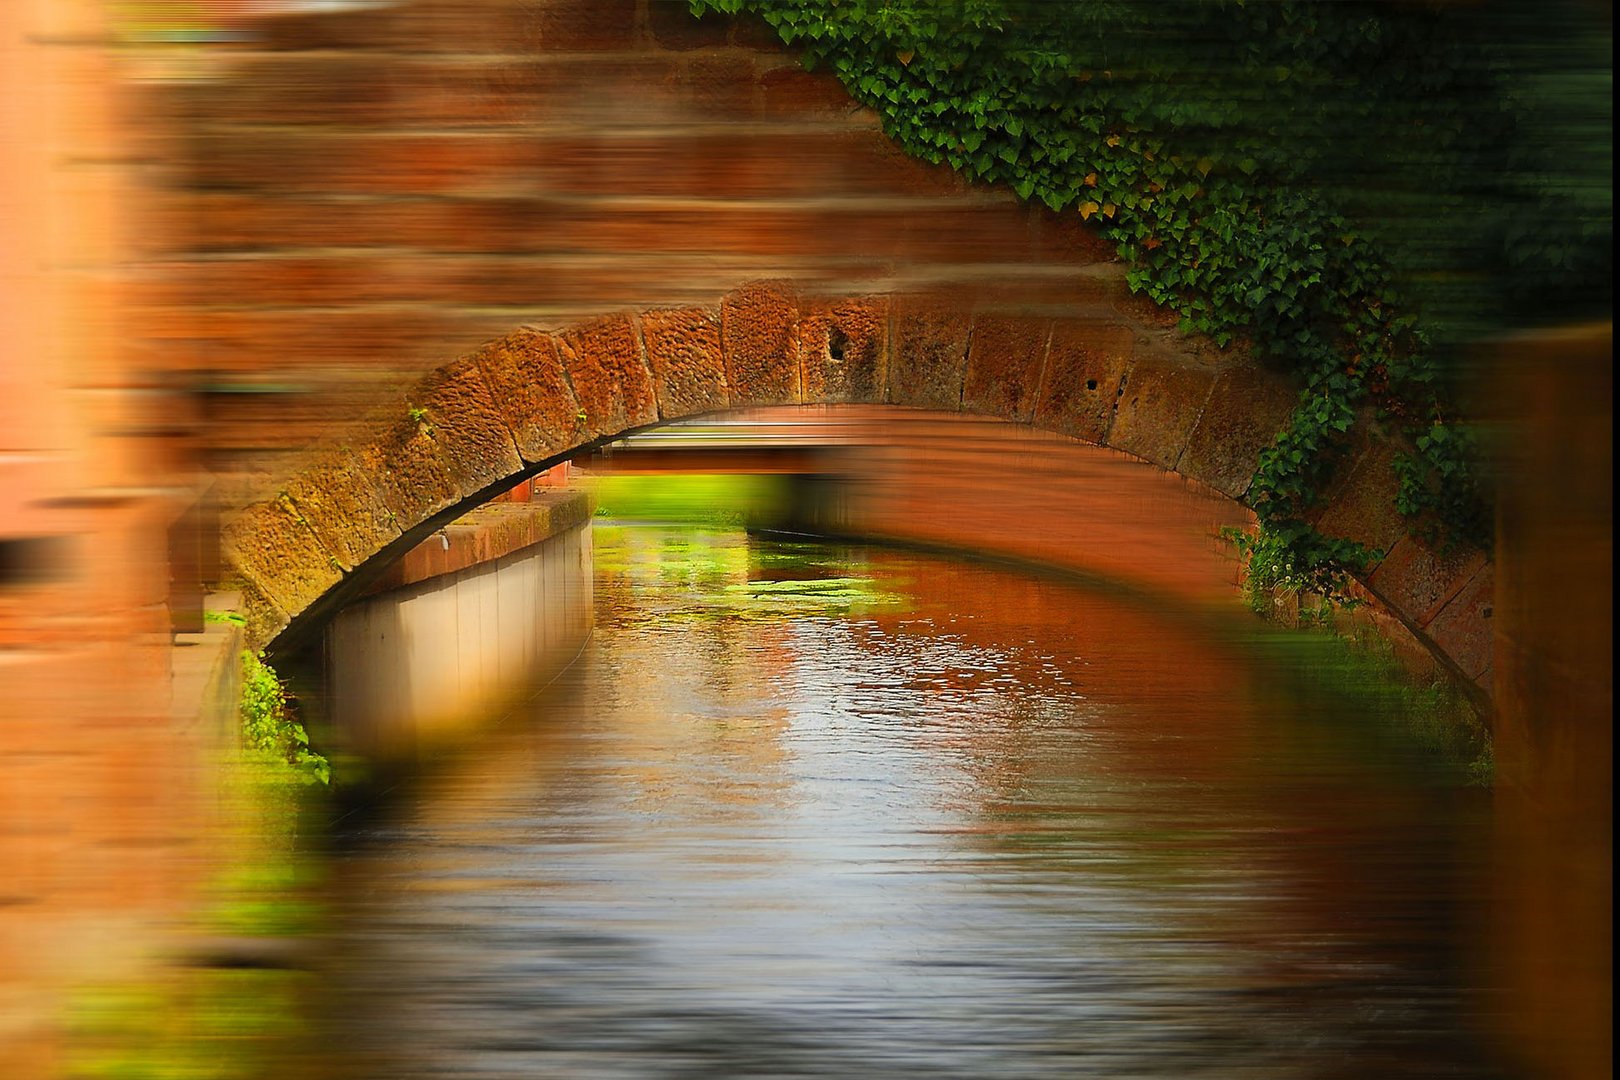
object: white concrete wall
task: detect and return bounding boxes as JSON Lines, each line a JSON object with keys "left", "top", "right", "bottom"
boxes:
{"left": 325, "top": 522, "right": 592, "bottom": 758}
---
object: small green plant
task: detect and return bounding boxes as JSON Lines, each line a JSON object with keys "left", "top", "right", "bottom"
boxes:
{"left": 1222, "top": 524, "right": 1370, "bottom": 618}
{"left": 241, "top": 651, "right": 329, "bottom": 785}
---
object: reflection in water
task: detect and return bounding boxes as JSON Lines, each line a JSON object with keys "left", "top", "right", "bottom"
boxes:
{"left": 314, "top": 527, "right": 1498, "bottom": 1079}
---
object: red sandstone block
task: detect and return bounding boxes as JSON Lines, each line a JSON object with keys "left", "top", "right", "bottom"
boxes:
{"left": 529, "top": 130, "right": 964, "bottom": 200}
{"left": 1029, "top": 203, "right": 1120, "bottom": 264}
{"left": 962, "top": 315, "right": 1052, "bottom": 422}
{"left": 190, "top": 130, "right": 544, "bottom": 197}
{"left": 219, "top": 495, "right": 343, "bottom": 622}
{"left": 351, "top": 407, "right": 465, "bottom": 541}
{"left": 727, "top": 9, "right": 786, "bottom": 50}
{"left": 948, "top": 271, "right": 1121, "bottom": 316}
{"left": 281, "top": 445, "right": 402, "bottom": 572}
{"left": 1032, "top": 318, "right": 1134, "bottom": 444}
{"left": 758, "top": 61, "right": 861, "bottom": 117}
{"left": 257, "top": 6, "right": 401, "bottom": 50}
{"left": 533, "top": 201, "right": 902, "bottom": 262}
{"left": 555, "top": 314, "right": 658, "bottom": 440}
{"left": 532, "top": 0, "right": 639, "bottom": 51}
{"left": 1368, "top": 537, "right": 1488, "bottom": 629}
{"left": 160, "top": 255, "right": 430, "bottom": 309}
{"left": 147, "top": 308, "right": 467, "bottom": 378}
{"left": 893, "top": 202, "right": 1047, "bottom": 264}
{"left": 1105, "top": 352, "right": 1218, "bottom": 471}
{"left": 149, "top": 193, "right": 456, "bottom": 255}
{"left": 797, "top": 294, "right": 889, "bottom": 404}
{"left": 387, "top": 57, "right": 551, "bottom": 128}
{"left": 383, "top": 0, "right": 547, "bottom": 53}
{"left": 528, "top": 53, "right": 686, "bottom": 125}
{"left": 199, "top": 53, "right": 547, "bottom": 129}
{"left": 638, "top": 306, "right": 730, "bottom": 420}
{"left": 888, "top": 293, "right": 973, "bottom": 410}
{"left": 1179, "top": 361, "right": 1300, "bottom": 499}
{"left": 1423, "top": 562, "right": 1495, "bottom": 681}
{"left": 196, "top": 53, "right": 399, "bottom": 127}
{"left": 647, "top": 0, "right": 735, "bottom": 50}
{"left": 472, "top": 330, "right": 584, "bottom": 464}
{"left": 406, "top": 356, "right": 525, "bottom": 499}
{"left": 1309, "top": 442, "right": 1408, "bottom": 562}
{"left": 680, "top": 52, "right": 761, "bottom": 116}
{"left": 721, "top": 282, "right": 801, "bottom": 407}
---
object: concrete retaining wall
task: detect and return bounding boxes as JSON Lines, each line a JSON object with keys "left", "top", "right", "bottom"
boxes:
{"left": 322, "top": 493, "right": 592, "bottom": 760}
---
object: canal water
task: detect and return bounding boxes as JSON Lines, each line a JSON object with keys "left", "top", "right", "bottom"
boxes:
{"left": 315, "top": 525, "right": 1499, "bottom": 1079}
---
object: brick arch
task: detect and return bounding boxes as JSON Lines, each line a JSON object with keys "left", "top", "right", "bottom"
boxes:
{"left": 223, "top": 279, "right": 1493, "bottom": 705}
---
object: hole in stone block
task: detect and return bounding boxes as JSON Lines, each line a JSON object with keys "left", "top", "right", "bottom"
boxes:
{"left": 827, "top": 327, "right": 848, "bottom": 363}
{"left": 1085, "top": 378, "right": 1099, "bottom": 390}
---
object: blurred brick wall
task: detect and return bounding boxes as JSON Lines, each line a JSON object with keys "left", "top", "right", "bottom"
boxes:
{"left": 143, "top": 0, "right": 1135, "bottom": 504}
{"left": 2, "top": 3, "right": 218, "bottom": 1073}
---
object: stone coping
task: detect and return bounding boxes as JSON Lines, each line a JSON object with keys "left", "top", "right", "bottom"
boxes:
{"left": 357, "top": 487, "right": 591, "bottom": 598}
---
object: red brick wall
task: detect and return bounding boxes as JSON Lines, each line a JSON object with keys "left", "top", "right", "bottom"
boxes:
{"left": 146, "top": 0, "right": 1135, "bottom": 500}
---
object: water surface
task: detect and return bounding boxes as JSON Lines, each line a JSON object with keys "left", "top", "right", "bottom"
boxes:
{"left": 316, "top": 527, "right": 1496, "bottom": 1079}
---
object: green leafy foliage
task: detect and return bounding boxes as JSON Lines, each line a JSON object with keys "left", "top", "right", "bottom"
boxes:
{"left": 241, "top": 651, "right": 329, "bottom": 785}
{"left": 1222, "top": 525, "right": 1372, "bottom": 617}
{"left": 694, "top": 0, "right": 1608, "bottom": 581}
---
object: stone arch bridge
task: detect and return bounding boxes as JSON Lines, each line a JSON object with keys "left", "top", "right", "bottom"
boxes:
{"left": 134, "top": 0, "right": 1491, "bottom": 701}
{"left": 223, "top": 278, "right": 1493, "bottom": 704}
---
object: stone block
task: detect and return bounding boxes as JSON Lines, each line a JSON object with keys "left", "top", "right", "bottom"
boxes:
{"left": 1369, "top": 537, "right": 1488, "bottom": 628}
{"left": 556, "top": 313, "right": 659, "bottom": 440}
{"left": 282, "top": 446, "right": 402, "bottom": 572}
{"left": 1031, "top": 318, "right": 1133, "bottom": 444}
{"left": 1424, "top": 563, "right": 1495, "bottom": 681}
{"left": 638, "top": 306, "right": 729, "bottom": 420}
{"left": 220, "top": 497, "right": 342, "bottom": 624}
{"left": 797, "top": 294, "right": 889, "bottom": 404}
{"left": 721, "top": 282, "right": 801, "bottom": 407}
{"left": 1309, "top": 442, "right": 1407, "bottom": 561}
{"left": 682, "top": 53, "right": 760, "bottom": 116}
{"left": 407, "top": 356, "right": 525, "bottom": 499}
{"left": 962, "top": 315, "right": 1052, "bottom": 422}
{"left": 547, "top": 489, "right": 593, "bottom": 534}
{"left": 534, "top": 0, "right": 639, "bottom": 50}
{"left": 387, "top": 0, "right": 545, "bottom": 53}
{"left": 1180, "top": 362, "right": 1300, "bottom": 499}
{"left": 1107, "top": 354, "right": 1217, "bottom": 469}
{"left": 888, "top": 295, "right": 972, "bottom": 410}
{"left": 472, "top": 329, "right": 583, "bottom": 464}
{"left": 201, "top": 53, "right": 398, "bottom": 127}
{"left": 259, "top": 6, "right": 400, "bottom": 50}
{"left": 189, "top": 130, "right": 542, "bottom": 198}
{"left": 759, "top": 62, "right": 860, "bottom": 117}
{"left": 353, "top": 410, "right": 463, "bottom": 536}
{"left": 648, "top": 0, "right": 735, "bottom": 50}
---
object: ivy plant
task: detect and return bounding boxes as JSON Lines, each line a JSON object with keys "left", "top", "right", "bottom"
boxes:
{"left": 692, "top": 0, "right": 1610, "bottom": 598}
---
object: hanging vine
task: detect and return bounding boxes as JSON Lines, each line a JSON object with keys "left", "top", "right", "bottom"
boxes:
{"left": 692, "top": 0, "right": 1609, "bottom": 597}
